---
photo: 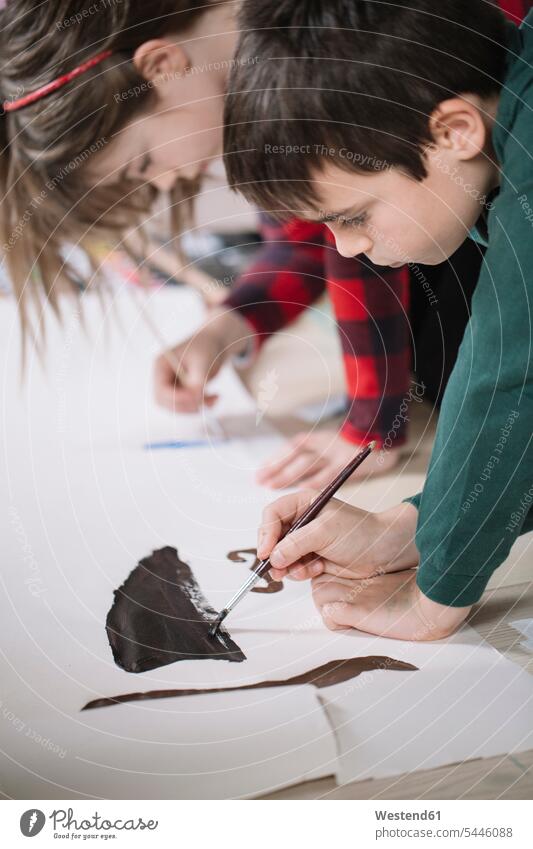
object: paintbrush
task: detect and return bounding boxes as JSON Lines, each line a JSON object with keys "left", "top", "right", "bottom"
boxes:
{"left": 209, "top": 440, "right": 376, "bottom": 637}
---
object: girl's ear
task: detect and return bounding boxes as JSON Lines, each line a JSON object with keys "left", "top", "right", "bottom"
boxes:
{"left": 133, "top": 39, "right": 190, "bottom": 84}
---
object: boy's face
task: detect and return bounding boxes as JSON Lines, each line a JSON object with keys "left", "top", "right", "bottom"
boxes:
{"left": 309, "top": 150, "right": 495, "bottom": 266}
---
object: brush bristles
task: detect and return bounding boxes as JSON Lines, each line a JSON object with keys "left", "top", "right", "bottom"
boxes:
{"left": 209, "top": 609, "right": 228, "bottom": 639}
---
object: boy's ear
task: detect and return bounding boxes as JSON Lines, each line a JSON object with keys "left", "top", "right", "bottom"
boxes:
{"left": 428, "top": 97, "right": 489, "bottom": 160}
{"left": 133, "top": 39, "right": 190, "bottom": 84}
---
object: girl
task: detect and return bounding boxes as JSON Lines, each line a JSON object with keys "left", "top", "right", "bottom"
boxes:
{"left": 1, "top": 0, "right": 238, "bottom": 315}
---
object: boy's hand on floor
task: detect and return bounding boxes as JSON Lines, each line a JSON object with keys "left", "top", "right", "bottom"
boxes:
{"left": 311, "top": 571, "right": 471, "bottom": 641}
{"left": 258, "top": 496, "right": 420, "bottom": 583}
{"left": 256, "top": 429, "right": 400, "bottom": 490}
{"left": 153, "top": 309, "right": 251, "bottom": 413}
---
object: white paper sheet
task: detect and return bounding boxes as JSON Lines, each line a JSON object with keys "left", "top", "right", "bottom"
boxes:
{"left": 317, "top": 626, "right": 533, "bottom": 785}
{"left": 0, "top": 686, "right": 335, "bottom": 800}
{"left": 1, "top": 290, "right": 338, "bottom": 799}
{"left": 510, "top": 619, "right": 533, "bottom": 653}
{"left": 2, "top": 289, "right": 533, "bottom": 799}
{"left": 0, "top": 287, "right": 277, "bottom": 451}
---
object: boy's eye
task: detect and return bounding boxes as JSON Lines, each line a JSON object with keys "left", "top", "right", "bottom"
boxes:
{"left": 322, "top": 211, "right": 368, "bottom": 229}
{"left": 340, "top": 212, "right": 367, "bottom": 228}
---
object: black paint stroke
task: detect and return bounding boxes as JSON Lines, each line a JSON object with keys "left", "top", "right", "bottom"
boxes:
{"left": 83, "top": 656, "right": 417, "bottom": 710}
{"left": 106, "top": 547, "right": 246, "bottom": 673}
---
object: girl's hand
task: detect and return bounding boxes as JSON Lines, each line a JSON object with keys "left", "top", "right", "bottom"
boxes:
{"left": 311, "top": 570, "right": 471, "bottom": 641}
{"left": 256, "top": 429, "right": 400, "bottom": 489}
{"left": 153, "top": 309, "right": 250, "bottom": 413}
{"left": 257, "top": 494, "right": 420, "bottom": 582}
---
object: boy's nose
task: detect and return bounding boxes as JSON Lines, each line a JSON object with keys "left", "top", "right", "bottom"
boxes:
{"left": 329, "top": 228, "right": 373, "bottom": 259}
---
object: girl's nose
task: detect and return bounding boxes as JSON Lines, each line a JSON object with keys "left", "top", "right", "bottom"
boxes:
{"left": 149, "top": 171, "right": 178, "bottom": 192}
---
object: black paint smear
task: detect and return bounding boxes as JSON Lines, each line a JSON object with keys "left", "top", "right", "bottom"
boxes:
{"left": 106, "top": 547, "right": 246, "bottom": 673}
{"left": 226, "top": 548, "right": 283, "bottom": 594}
{"left": 83, "top": 656, "right": 417, "bottom": 710}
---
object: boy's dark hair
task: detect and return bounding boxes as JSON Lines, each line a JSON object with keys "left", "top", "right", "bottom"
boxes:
{"left": 224, "top": 0, "right": 508, "bottom": 216}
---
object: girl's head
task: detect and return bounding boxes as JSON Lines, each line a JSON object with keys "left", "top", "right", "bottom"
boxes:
{"left": 0, "top": 0, "right": 234, "bottom": 318}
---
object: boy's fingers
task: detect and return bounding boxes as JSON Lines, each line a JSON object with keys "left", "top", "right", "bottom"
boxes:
{"left": 322, "top": 570, "right": 365, "bottom": 585}
{"left": 268, "top": 566, "right": 287, "bottom": 582}
{"left": 258, "top": 491, "right": 316, "bottom": 558}
{"left": 321, "top": 602, "right": 356, "bottom": 631}
{"left": 286, "top": 559, "right": 325, "bottom": 581}
{"left": 310, "top": 577, "right": 358, "bottom": 630}
{"left": 269, "top": 519, "right": 330, "bottom": 569}
{"left": 313, "top": 581, "right": 372, "bottom": 635}
{"left": 257, "top": 505, "right": 285, "bottom": 559}
{"left": 311, "top": 575, "right": 357, "bottom": 605}
{"left": 269, "top": 559, "right": 323, "bottom": 583}
{"left": 320, "top": 560, "right": 369, "bottom": 580}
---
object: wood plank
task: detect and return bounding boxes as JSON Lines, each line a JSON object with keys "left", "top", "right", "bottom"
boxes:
{"left": 264, "top": 754, "right": 532, "bottom": 800}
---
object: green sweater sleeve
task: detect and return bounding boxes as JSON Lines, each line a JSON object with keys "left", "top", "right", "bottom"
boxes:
{"left": 405, "top": 496, "right": 533, "bottom": 543}
{"left": 411, "top": 94, "right": 533, "bottom": 607}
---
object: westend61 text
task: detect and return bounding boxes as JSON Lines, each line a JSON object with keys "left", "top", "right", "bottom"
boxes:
{"left": 375, "top": 809, "right": 441, "bottom": 820}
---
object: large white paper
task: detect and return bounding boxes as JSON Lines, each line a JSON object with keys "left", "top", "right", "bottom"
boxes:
{"left": 1, "top": 289, "right": 338, "bottom": 799}
{"left": 0, "top": 686, "right": 335, "bottom": 800}
{"left": 317, "top": 626, "right": 533, "bottom": 784}
{"left": 2, "top": 288, "right": 533, "bottom": 799}
{"left": 510, "top": 619, "right": 533, "bottom": 653}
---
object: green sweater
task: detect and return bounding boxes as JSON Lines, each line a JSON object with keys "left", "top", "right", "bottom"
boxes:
{"left": 407, "top": 11, "right": 533, "bottom": 607}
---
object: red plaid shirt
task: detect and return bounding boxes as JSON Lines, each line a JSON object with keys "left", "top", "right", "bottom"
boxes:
{"left": 225, "top": 0, "right": 531, "bottom": 448}
{"left": 500, "top": 0, "right": 532, "bottom": 22}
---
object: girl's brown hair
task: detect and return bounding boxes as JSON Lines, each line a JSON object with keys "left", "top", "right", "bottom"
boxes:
{"left": 0, "top": 0, "right": 212, "bottom": 323}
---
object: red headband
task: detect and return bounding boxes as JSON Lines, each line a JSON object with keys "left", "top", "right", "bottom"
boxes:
{"left": 3, "top": 50, "right": 112, "bottom": 113}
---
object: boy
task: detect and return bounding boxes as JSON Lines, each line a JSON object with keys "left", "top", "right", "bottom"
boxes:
{"left": 224, "top": 0, "right": 533, "bottom": 639}
{"left": 155, "top": 3, "right": 528, "bottom": 490}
